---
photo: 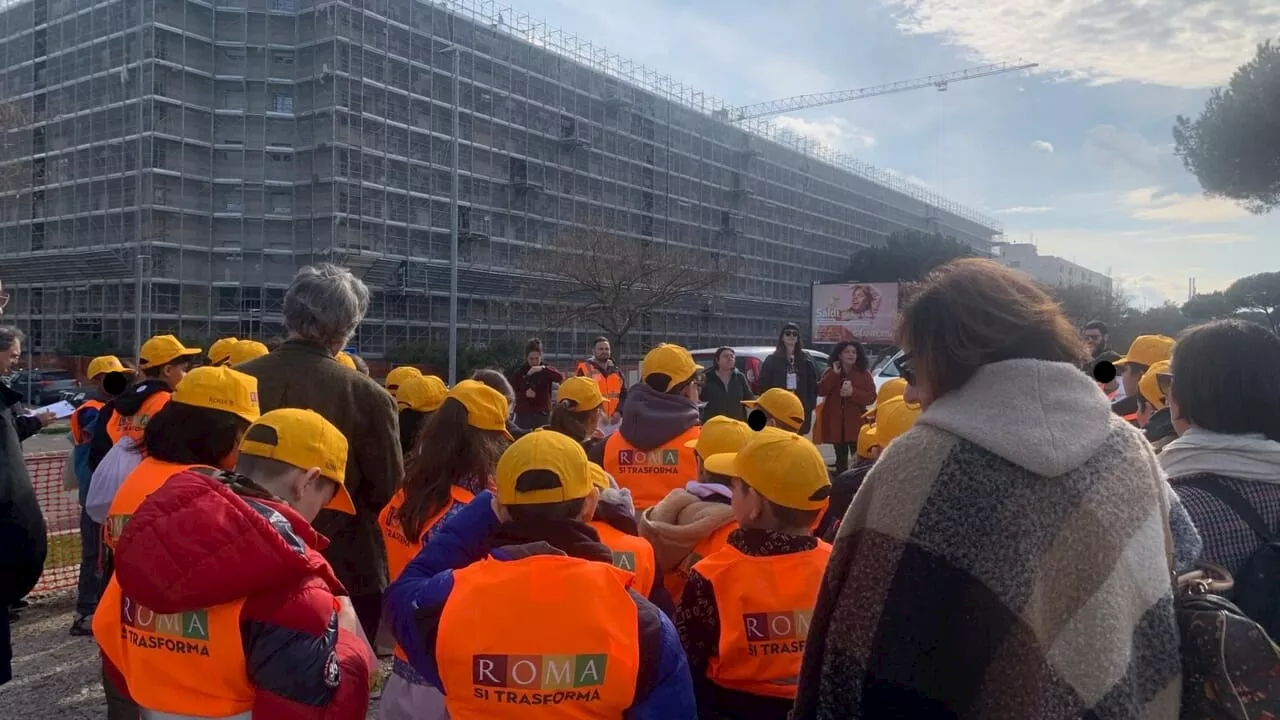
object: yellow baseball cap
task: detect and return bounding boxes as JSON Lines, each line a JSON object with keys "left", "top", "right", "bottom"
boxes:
{"left": 208, "top": 337, "right": 239, "bottom": 366}
{"left": 87, "top": 355, "right": 126, "bottom": 379}
{"left": 447, "top": 379, "right": 514, "bottom": 440}
{"left": 335, "top": 351, "right": 357, "bottom": 370}
{"left": 170, "top": 366, "right": 261, "bottom": 424}
{"left": 703, "top": 427, "right": 831, "bottom": 511}
{"left": 227, "top": 340, "right": 269, "bottom": 366}
{"left": 385, "top": 366, "right": 423, "bottom": 397}
{"left": 556, "top": 376, "right": 605, "bottom": 411}
{"left": 862, "top": 395, "right": 920, "bottom": 451}
{"left": 862, "top": 377, "right": 908, "bottom": 419}
{"left": 496, "top": 430, "right": 594, "bottom": 506}
{"left": 743, "top": 388, "right": 805, "bottom": 431}
{"left": 1115, "top": 335, "right": 1175, "bottom": 368}
{"left": 398, "top": 374, "right": 448, "bottom": 413}
{"left": 139, "top": 334, "right": 202, "bottom": 370}
{"left": 641, "top": 343, "right": 699, "bottom": 391}
{"left": 589, "top": 463, "right": 612, "bottom": 490}
{"left": 856, "top": 423, "right": 876, "bottom": 460}
{"left": 686, "top": 416, "right": 751, "bottom": 459}
{"left": 239, "top": 408, "right": 354, "bottom": 515}
{"left": 1139, "top": 360, "right": 1172, "bottom": 411}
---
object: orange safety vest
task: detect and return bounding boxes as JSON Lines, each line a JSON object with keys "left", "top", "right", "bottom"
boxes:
{"left": 436, "top": 555, "right": 641, "bottom": 718}
{"left": 378, "top": 484, "right": 475, "bottom": 663}
{"left": 577, "top": 362, "right": 624, "bottom": 417}
{"left": 107, "top": 391, "right": 172, "bottom": 444}
{"left": 70, "top": 398, "right": 105, "bottom": 445}
{"left": 589, "top": 521, "right": 656, "bottom": 597}
{"left": 94, "top": 578, "right": 254, "bottom": 717}
{"left": 696, "top": 541, "right": 833, "bottom": 699}
{"left": 602, "top": 426, "right": 700, "bottom": 511}
{"left": 666, "top": 521, "right": 737, "bottom": 602}
{"left": 104, "top": 459, "right": 201, "bottom": 549}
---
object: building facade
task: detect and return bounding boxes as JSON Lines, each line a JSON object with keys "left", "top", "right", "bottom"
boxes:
{"left": 0, "top": 0, "right": 1000, "bottom": 359}
{"left": 992, "top": 242, "right": 1111, "bottom": 294}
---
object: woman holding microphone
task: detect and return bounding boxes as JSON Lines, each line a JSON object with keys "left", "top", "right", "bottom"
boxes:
{"left": 816, "top": 340, "right": 877, "bottom": 473}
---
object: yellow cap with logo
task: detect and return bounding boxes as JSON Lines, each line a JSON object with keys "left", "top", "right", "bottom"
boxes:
{"left": 208, "top": 337, "right": 239, "bottom": 366}
{"left": 862, "top": 377, "right": 908, "bottom": 419}
{"left": 743, "top": 388, "right": 805, "bottom": 431}
{"left": 227, "top": 340, "right": 269, "bottom": 366}
{"left": 239, "top": 408, "right": 354, "bottom": 515}
{"left": 1115, "top": 335, "right": 1175, "bottom": 367}
{"left": 87, "top": 355, "right": 126, "bottom": 380}
{"left": 556, "top": 376, "right": 605, "bottom": 411}
{"left": 641, "top": 343, "right": 699, "bottom": 391}
{"left": 170, "top": 366, "right": 261, "bottom": 424}
{"left": 139, "top": 335, "right": 202, "bottom": 370}
{"left": 398, "top": 374, "right": 448, "bottom": 413}
{"left": 385, "top": 366, "right": 423, "bottom": 397}
{"left": 703, "top": 427, "right": 831, "bottom": 511}
{"left": 447, "top": 379, "right": 514, "bottom": 440}
{"left": 1139, "top": 359, "right": 1172, "bottom": 411}
{"left": 496, "top": 429, "right": 595, "bottom": 506}
{"left": 862, "top": 395, "right": 920, "bottom": 452}
{"left": 686, "top": 416, "right": 751, "bottom": 459}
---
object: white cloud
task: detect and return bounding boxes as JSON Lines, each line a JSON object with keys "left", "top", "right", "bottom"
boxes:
{"left": 1032, "top": 140, "right": 1055, "bottom": 154}
{"left": 996, "top": 205, "right": 1056, "bottom": 214}
{"left": 884, "top": 0, "right": 1280, "bottom": 88}
{"left": 773, "top": 115, "right": 876, "bottom": 150}
{"left": 1114, "top": 272, "right": 1193, "bottom": 306}
{"left": 1121, "top": 187, "right": 1252, "bottom": 223}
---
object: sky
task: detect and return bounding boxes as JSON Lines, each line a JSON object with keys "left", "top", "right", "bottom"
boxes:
{"left": 505, "top": 0, "right": 1279, "bottom": 308}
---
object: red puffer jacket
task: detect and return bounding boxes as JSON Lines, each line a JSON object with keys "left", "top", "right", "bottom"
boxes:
{"left": 107, "top": 469, "right": 375, "bottom": 719}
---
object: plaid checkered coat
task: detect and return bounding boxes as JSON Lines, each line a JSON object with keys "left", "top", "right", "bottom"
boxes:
{"left": 792, "top": 360, "right": 1184, "bottom": 719}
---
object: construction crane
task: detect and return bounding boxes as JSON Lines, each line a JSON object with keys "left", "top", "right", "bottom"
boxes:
{"left": 715, "top": 61, "right": 1039, "bottom": 123}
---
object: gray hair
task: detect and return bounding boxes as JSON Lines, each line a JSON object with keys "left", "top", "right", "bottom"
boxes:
{"left": 282, "top": 264, "right": 370, "bottom": 349}
{"left": 0, "top": 325, "right": 23, "bottom": 353}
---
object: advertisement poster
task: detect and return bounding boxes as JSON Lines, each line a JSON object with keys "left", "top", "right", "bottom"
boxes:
{"left": 811, "top": 282, "right": 899, "bottom": 344}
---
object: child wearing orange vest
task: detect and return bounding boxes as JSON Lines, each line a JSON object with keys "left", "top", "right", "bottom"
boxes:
{"left": 377, "top": 380, "right": 512, "bottom": 720}
{"left": 639, "top": 416, "right": 753, "bottom": 605}
{"left": 676, "top": 427, "right": 833, "bottom": 720}
{"left": 383, "top": 430, "right": 697, "bottom": 718}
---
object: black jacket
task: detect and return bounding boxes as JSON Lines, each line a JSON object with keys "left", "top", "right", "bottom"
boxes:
{"left": 0, "top": 383, "right": 48, "bottom": 685}
{"left": 757, "top": 351, "right": 819, "bottom": 431}
{"left": 700, "top": 369, "right": 754, "bottom": 423}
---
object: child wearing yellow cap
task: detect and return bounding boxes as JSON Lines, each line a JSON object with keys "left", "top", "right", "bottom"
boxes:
{"left": 639, "top": 415, "right": 753, "bottom": 605}
{"left": 226, "top": 339, "right": 270, "bottom": 366}
{"left": 743, "top": 387, "right": 807, "bottom": 433}
{"left": 377, "top": 380, "right": 512, "bottom": 714}
{"left": 90, "top": 334, "right": 203, "bottom": 461}
{"left": 678, "top": 427, "right": 833, "bottom": 720}
{"left": 1137, "top": 360, "right": 1176, "bottom": 453}
{"left": 384, "top": 430, "right": 697, "bottom": 718}
{"left": 207, "top": 337, "right": 239, "bottom": 366}
{"left": 394, "top": 374, "right": 448, "bottom": 456}
{"left": 384, "top": 365, "right": 424, "bottom": 400}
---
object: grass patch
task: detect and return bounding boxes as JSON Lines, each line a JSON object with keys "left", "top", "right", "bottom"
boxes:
{"left": 45, "top": 532, "right": 82, "bottom": 570}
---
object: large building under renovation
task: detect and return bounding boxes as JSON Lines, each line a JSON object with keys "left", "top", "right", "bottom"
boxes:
{"left": 0, "top": 0, "right": 1001, "bottom": 358}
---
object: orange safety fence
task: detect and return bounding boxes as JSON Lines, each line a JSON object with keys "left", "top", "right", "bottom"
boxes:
{"left": 24, "top": 450, "right": 82, "bottom": 595}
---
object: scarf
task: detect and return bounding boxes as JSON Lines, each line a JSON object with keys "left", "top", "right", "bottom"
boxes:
{"left": 1160, "top": 427, "right": 1280, "bottom": 483}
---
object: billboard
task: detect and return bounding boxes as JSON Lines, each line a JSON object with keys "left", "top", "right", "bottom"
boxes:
{"left": 811, "top": 282, "right": 899, "bottom": 344}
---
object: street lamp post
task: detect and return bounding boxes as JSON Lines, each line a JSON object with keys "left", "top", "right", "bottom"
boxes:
{"left": 440, "top": 43, "right": 461, "bottom": 385}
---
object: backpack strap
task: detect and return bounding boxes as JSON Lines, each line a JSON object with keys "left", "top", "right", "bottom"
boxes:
{"left": 1180, "top": 476, "right": 1278, "bottom": 544}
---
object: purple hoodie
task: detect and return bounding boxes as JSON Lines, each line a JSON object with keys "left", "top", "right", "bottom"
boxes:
{"left": 616, "top": 382, "right": 700, "bottom": 450}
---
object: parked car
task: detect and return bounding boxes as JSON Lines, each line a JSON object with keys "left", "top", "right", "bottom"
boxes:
{"left": 870, "top": 349, "right": 907, "bottom": 392}
{"left": 689, "top": 346, "right": 830, "bottom": 393}
{"left": 9, "top": 369, "right": 79, "bottom": 406}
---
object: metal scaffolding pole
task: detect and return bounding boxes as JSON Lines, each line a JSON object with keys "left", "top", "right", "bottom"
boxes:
{"left": 442, "top": 44, "right": 461, "bottom": 385}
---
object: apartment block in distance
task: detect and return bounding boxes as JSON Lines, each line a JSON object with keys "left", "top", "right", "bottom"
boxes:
{"left": 0, "top": 0, "right": 1002, "bottom": 358}
{"left": 993, "top": 242, "right": 1112, "bottom": 294}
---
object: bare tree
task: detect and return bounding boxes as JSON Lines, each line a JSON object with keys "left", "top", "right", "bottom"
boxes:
{"left": 523, "top": 225, "right": 736, "bottom": 351}
{"left": 0, "top": 101, "right": 27, "bottom": 196}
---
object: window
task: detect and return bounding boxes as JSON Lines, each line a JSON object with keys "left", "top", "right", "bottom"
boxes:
{"left": 270, "top": 193, "right": 291, "bottom": 213}
{"left": 224, "top": 191, "right": 242, "bottom": 212}
{"left": 272, "top": 51, "right": 294, "bottom": 65}
{"left": 155, "top": 187, "right": 169, "bottom": 205}
{"left": 271, "top": 94, "right": 294, "bottom": 113}
{"left": 223, "top": 90, "right": 246, "bottom": 110}
{"left": 223, "top": 48, "right": 246, "bottom": 61}
{"left": 270, "top": 0, "right": 297, "bottom": 10}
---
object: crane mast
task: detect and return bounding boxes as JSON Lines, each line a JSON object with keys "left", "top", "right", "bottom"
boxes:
{"left": 717, "top": 61, "right": 1039, "bottom": 123}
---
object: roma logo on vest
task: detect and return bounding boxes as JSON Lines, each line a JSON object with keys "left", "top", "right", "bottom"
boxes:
{"left": 616, "top": 448, "right": 680, "bottom": 475}
{"left": 381, "top": 502, "right": 409, "bottom": 545}
{"left": 610, "top": 551, "right": 636, "bottom": 572}
{"left": 742, "top": 610, "right": 813, "bottom": 656}
{"left": 120, "top": 595, "right": 211, "bottom": 656}
{"left": 471, "top": 654, "right": 608, "bottom": 706}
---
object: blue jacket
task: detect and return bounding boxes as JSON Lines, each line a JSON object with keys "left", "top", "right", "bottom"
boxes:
{"left": 384, "top": 490, "right": 696, "bottom": 720}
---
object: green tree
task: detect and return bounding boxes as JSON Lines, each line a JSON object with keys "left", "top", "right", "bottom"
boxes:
{"left": 1173, "top": 41, "right": 1280, "bottom": 214}
{"left": 386, "top": 336, "right": 526, "bottom": 378}
{"left": 58, "top": 334, "right": 130, "bottom": 358}
{"left": 1226, "top": 271, "right": 1280, "bottom": 332}
{"left": 1112, "top": 304, "right": 1194, "bottom": 352}
{"left": 841, "top": 230, "right": 978, "bottom": 283}
{"left": 1047, "top": 284, "right": 1129, "bottom": 328}
{"left": 1181, "top": 291, "right": 1238, "bottom": 321}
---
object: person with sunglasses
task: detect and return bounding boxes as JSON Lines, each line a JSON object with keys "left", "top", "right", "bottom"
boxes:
{"left": 756, "top": 323, "right": 818, "bottom": 435}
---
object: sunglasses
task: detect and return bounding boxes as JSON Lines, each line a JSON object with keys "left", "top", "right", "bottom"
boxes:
{"left": 782, "top": 330, "right": 798, "bottom": 337}
{"left": 893, "top": 352, "right": 916, "bottom": 386}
